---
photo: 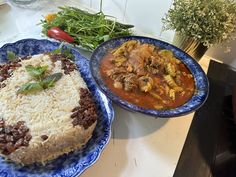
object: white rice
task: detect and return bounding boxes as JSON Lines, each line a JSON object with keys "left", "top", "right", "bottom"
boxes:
{"left": 0, "top": 54, "right": 96, "bottom": 164}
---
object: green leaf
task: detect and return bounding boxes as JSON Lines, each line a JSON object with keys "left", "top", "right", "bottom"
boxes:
{"left": 25, "top": 65, "right": 48, "bottom": 79}
{"left": 7, "top": 51, "right": 17, "bottom": 61}
{"left": 17, "top": 82, "right": 43, "bottom": 94}
{"left": 50, "top": 44, "right": 75, "bottom": 60}
{"left": 17, "top": 73, "right": 62, "bottom": 94}
{"left": 40, "top": 72, "right": 63, "bottom": 89}
{"left": 50, "top": 48, "right": 62, "bottom": 54}
{"left": 62, "top": 48, "right": 75, "bottom": 60}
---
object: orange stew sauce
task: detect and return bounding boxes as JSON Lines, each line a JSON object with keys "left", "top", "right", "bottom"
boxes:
{"left": 100, "top": 41, "right": 195, "bottom": 110}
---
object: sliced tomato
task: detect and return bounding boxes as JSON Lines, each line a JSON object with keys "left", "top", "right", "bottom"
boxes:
{"left": 47, "top": 27, "right": 74, "bottom": 43}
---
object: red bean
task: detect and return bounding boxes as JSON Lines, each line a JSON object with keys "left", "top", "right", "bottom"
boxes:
{"left": 70, "top": 88, "right": 97, "bottom": 129}
{"left": 0, "top": 119, "right": 32, "bottom": 155}
{"left": 40, "top": 135, "right": 48, "bottom": 141}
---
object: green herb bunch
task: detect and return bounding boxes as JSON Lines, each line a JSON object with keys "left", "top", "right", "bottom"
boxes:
{"left": 162, "top": 0, "right": 236, "bottom": 47}
{"left": 41, "top": 6, "right": 134, "bottom": 50}
{"left": 17, "top": 65, "right": 62, "bottom": 94}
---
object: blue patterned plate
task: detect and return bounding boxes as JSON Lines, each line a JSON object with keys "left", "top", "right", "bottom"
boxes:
{"left": 90, "top": 36, "right": 209, "bottom": 117}
{"left": 0, "top": 39, "right": 114, "bottom": 177}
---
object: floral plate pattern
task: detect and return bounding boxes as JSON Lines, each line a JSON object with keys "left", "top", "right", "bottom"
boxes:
{"left": 90, "top": 36, "right": 209, "bottom": 117}
{"left": 0, "top": 39, "right": 114, "bottom": 177}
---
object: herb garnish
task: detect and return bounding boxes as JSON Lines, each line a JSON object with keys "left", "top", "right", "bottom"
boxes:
{"left": 17, "top": 65, "right": 62, "bottom": 94}
{"left": 25, "top": 65, "right": 48, "bottom": 80}
{"left": 51, "top": 47, "right": 75, "bottom": 60}
{"left": 17, "top": 82, "right": 43, "bottom": 94}
{"left": 40, "top": 73, "right": 63, "bottom": 89}
{"left": 50, "top": 43, "right": 75, "bottom": 61}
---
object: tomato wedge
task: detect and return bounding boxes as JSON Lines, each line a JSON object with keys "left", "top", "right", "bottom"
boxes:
{"left": 47, "top": 27, "right": 74, "bottom": 43}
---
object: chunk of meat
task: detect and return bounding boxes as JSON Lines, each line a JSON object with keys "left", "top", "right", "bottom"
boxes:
{"left": 128, "top": 51, "right": 146, "bottom": 76}
{"left": 106, "top": 67, "right": 127, "bottom": 78}
{"left": 138, "top": 76, "right": 153, "bottom": 92}
{"left": 113, "top": 81, "right": 123, "bottom": 89}
{"left": 123, "top": 73, "right": 138, "bottom": 91}
{"left": 111, "top": 57, "right": 127, "bottom": 67}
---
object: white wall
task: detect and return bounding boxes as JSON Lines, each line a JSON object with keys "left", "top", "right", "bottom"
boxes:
{"left": 206, "top": 33, "right": 236, "bottom": 68}
{"left": 78, "top": 0, "right": 173, "bottom": 39}
{"left": 0, "top": 0, "right": 173, "bottom": 45}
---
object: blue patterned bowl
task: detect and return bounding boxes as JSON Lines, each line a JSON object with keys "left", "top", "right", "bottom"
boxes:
{"left": 0, "top": 39, "right": 114, "bottom": 177}
{"left": 90, "top": 36, "right": 209, "bottom": 117}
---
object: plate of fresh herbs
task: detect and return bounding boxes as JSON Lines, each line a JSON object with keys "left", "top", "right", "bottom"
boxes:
{"left": 40, "top": 5, "right": 134, "bottom": 51}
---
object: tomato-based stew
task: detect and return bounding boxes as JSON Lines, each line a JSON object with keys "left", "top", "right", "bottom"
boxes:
{"left": 100, "top": 40, "right": 195, "bottom": 110}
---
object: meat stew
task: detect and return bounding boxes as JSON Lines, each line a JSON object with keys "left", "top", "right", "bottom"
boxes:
{"left": 100, "top": 40, "right": 195, "bottom": 110}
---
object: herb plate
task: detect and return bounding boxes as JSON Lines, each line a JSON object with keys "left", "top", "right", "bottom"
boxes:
{"left": 40, "top": 6, "right": 134, "bottom": 52}
{"left": 0, "top": 39, "right": 114, "bottom": 177}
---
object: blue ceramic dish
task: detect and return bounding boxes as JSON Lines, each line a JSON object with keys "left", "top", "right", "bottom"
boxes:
{"left": 0, "top": 39, "right": 114, "bottom": 177}
{"left": 90, "top": 36, "right": 209, "bottom": 117}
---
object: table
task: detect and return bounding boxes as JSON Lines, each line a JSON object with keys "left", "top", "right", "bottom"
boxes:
{"left": 0, "top": 1, "right": 210, "bottom": 177}
{"left": 174, "top": 60, "right": 236, "bottom": 177}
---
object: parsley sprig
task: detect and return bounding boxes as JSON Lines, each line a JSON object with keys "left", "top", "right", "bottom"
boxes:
{"left": 17, "top": 65, "right": 62, "bottom": 94}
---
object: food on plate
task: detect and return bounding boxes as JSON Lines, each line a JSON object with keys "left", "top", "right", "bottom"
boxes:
{"left": 40, "top": 6, "right": 134, "bottom": 50}
{"left": 100, "top": 40, "right": 195, "bottom": 110}
{"left": 0, "top": 51, "right": 97, "bottom": 164}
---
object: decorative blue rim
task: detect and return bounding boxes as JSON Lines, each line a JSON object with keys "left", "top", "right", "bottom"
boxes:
{"left": 0, "top": 39, "right": 114, "bottom": 177}
{"left": 90, "top": 36, "right": 209, "bottom": 118}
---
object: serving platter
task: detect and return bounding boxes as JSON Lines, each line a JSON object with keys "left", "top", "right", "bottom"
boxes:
{"left": 0, "top": 39, "right": 114, "bottom": 177}
{"left": 90, "top": 36, "right": 209, "bottom": 118}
